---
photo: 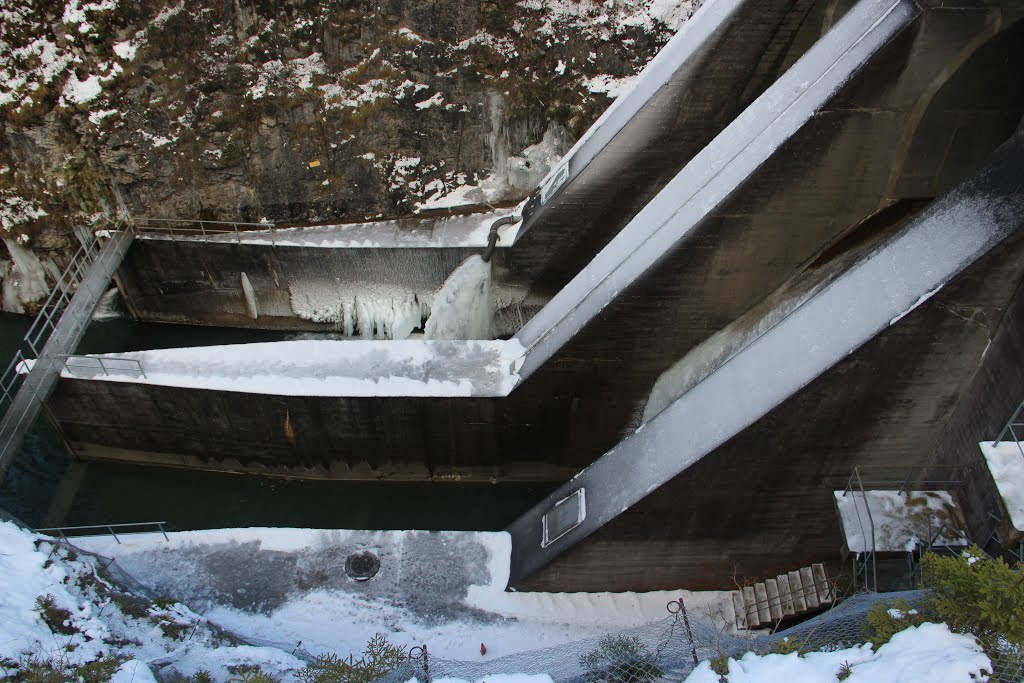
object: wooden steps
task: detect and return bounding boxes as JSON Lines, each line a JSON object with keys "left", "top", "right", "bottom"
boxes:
{"left": 732, "top": 563, "right": 835, "bottom": 629}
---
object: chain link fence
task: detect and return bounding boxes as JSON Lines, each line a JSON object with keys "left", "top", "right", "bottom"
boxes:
{"left": 391, "top": 590, "right": 1024, "bottom": 683}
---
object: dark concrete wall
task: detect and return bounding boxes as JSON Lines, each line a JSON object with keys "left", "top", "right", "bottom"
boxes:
{"left": 62, "top": 5, "right": 1024, "bottom": 481}
{"left": 511, "top": 0, "right": 846, "bottom": 296}
{"left": 117, "top": 240, "right": 486, "bottom": 329}
{"left": 929, "top": 281, "right": 1024, "bottom": 550}
{"left": 48, "top": 2, "right": 1024, "bottom": 591}
{"left": 516, "top": 235, "right": 1024, "bottom": 592}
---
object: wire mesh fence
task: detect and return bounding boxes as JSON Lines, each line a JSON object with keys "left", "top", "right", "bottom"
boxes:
{"left": 390, "top": 590, "right": 1024, "bottom": 683}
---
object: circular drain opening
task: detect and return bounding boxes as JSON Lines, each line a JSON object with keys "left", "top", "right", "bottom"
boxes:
{"left": 345, "top": 551, "right": 380, "bottom": 581}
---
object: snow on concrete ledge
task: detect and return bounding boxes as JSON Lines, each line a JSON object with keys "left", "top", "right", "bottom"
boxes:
{"left": 834, "top": 490, "right": 968, "bottom": 553}
{"left": 60, "top": 339, "right": 526, "bottom": 397}
{"left": 70, "top": 527, "right": 733, "bottom": 661}
{"left": 979, "top": 441, "right": 1024, "bottom": 532}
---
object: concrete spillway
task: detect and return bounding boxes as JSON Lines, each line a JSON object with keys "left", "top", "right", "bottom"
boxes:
{"left": 507, "top": 130, "right": 1024, "bottom": 587}
{"left": 39, "top": 0, "right": 1024, "bottom": 589}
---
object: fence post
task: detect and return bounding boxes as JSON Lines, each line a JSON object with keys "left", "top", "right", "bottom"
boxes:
{"left": 107, "top": 526, "right": 121, "bottom": 544}
{"left": 158, "top": 522, "right": 169, "bottom": 541}
{"left": 679, "top": 595, "right": 699, "bottom": 666}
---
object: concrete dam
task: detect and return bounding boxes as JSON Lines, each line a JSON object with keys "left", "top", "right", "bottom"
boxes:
{"left": 2, "top": 0, "right": 1024, "bottom": 595}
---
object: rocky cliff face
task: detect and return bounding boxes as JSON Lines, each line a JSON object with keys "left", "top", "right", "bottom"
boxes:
{"left": 0, "top": 0, "right": 698, "bottom": 309}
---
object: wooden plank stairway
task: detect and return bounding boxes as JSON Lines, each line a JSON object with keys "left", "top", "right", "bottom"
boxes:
{"left": 731, "top": 563, "right": 835, "bottom": 629}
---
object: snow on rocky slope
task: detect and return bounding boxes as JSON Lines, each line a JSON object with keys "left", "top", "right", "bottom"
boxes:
{"left": 0, "top": 0, "right": 704, "bottom": 309}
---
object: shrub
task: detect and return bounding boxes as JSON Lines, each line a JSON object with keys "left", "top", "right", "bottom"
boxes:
{"left": 770, "top": 636, "right": 804, "bottom": 655}
{"left": 295, "top": 634, "right": 407, "bottom": 683}
{"left": 863, "top": 597, "right": 929, "bottom": 646}
{"left": 837, "top": 661, "right": 853, "bottom": 680}
{"left": 1, "top": 654, "right": 125, "bottom": 683}
{"left": 228, "top": 666, "right": 280, "bottom": 683}
{"left": 922, "top": 547, "right": 1024, "bottom": 645}
{"left": 34, "top": 595, "right": 77, "bottom": 636}
{"left": 579, "top": 635, "right": 663, "bottom": 683}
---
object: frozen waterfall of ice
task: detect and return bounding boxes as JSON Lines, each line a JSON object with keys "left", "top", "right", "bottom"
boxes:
{"left": 425, "top": 255, "right": 494, "bottom": 340}
{"left": 1, "top": 238, "right": 50, "bottom": 313}
{"left": 289, "top": 280, "right": 429, "bottom": 339}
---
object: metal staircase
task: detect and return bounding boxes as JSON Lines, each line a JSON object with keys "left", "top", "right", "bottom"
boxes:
{"left": 0, "top": 229, "right": 134, "bottom": 480}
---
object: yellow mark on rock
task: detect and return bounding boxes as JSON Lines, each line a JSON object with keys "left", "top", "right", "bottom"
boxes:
{"left": 308, "top": 160, "right": 321, "bottom": 168}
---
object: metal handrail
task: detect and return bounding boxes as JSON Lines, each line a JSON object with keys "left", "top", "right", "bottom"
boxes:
{"left": 854, "top": 467, "right": 877, "bottom": 592}
{"left": 993, "top": 399, "right": 1024, "bottom": 465}
{"left": 36, "top": 521, "right": 169, "bottom": 544}
{"left": 58, "top": 354, "right": 146, "bottom": 379}
{"left": 126, "top": 216, "right": 278, "bottom": 245}
{"left": 995, "top": 399, "right": 1024, "bottom": 445}
{"left": 0, "top": 236, "right": 102, "bottom": 419}
{"left": 843, "top": 464, "right": 972, "bottom": 493}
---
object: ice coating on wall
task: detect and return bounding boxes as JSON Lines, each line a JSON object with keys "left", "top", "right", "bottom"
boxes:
{"left": 1, "top": 238, "right": 49, "bottom": 313}
{"left": 289, "top": 280, "right": 430, "bottom": 339}
{"left": 426, "top": 255, "right": 494, "bottom": 340}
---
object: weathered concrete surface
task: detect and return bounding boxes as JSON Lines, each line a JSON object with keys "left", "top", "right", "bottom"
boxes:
{"left": 59, "top": 6, "right": 1024, "bottom": 482}
{"left": 929, "top": 279, "right": 1024, "bottom": 552}
{"left": 116, "top": 240, "right": 490, "bottom": 331}
{"left": 516, "top": 233, "right": 1024, "bottom": 591}
{"left": 44, "top": 2, "right": 1024, "bottom": 591}
{"left": 79, "top": 530, "right": 496, "bottom": 624}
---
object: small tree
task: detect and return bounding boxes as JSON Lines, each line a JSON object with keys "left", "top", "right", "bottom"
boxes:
{"left": 580, "top": 635, "right": 663, "bottom": 683}
{"left": 296, "top": 634, "right": 407, "bottom": 683}
{"left": 922, "top": 547, "right": 1024, "bottom": 645}
{"left": 863, "top": 598, "right": 929, "bottom": 646}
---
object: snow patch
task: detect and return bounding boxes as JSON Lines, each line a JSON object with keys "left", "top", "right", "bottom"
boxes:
{"left": 683, "top": 622, "right": 990, "bottom": 683}
{"left": 112, "top": 41, "right": 138, "bottom": 61}
{"left": 834, "top": 490, "right": 968, "bottom": 554}
{"left": 2, "top": 238, "right": 50, "bottom": 313}
{"left": 979, "top": 441, "right": 1024, "bottom": 532}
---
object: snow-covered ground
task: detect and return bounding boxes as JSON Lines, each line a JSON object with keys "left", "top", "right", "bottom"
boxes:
{"left": 681, "top": 622, "right": 991, "bottom": 683}
{"left": 1, "top": 521, "right": 998, "bottom": 682}
{"left": 71, "top": 527, "right": 734, "bottom": 662}
{"left": 0, "top": 520, "right": 308, "bottom": 682}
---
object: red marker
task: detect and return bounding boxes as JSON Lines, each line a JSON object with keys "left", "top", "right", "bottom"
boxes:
{"left": 480, "top": 642, "right": 487, "bottom": 656}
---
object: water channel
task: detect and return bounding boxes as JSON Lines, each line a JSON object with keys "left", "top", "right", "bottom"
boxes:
{"left": 0, "top": 306, "right": 553, "bottom": 532}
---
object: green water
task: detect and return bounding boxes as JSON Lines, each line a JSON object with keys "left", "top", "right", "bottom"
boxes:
{"left": 0, "top": 313, "right": 552, "bottom": 531}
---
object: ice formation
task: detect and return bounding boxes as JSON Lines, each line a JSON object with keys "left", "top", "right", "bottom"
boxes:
{"left": 289, "top": 280, "right": 429, "bottom": 339}
{"left": 425, "top": 255, "right": 494, "bottom": 340}
{"left": 1, "top": 238, "right": 50, "bottom": 313}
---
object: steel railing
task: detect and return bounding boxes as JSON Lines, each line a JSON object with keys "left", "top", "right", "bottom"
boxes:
{"left": 840, "top": 467, "right": 878, "bottom": 592}
{"left": 36, "top": 521, "right": 169, "bottom": 544}
{"left": 58, "top": 354, "right": 145, "bottom": 379}
{"left": 838, "top": 464, "right": 973, "bottom": 592}
{"left": 994, "top": 398, "right": 1024, "bottom": 460}
{"left": 0, "top": 235, "right": 104, "bottom": 417}
{"left": 127, "top": 217, "right": 278, "bottom": 245}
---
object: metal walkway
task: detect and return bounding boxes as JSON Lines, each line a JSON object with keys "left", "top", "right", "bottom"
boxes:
{"left": 0, "top": 230, "right": 134, "bottom": 480}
